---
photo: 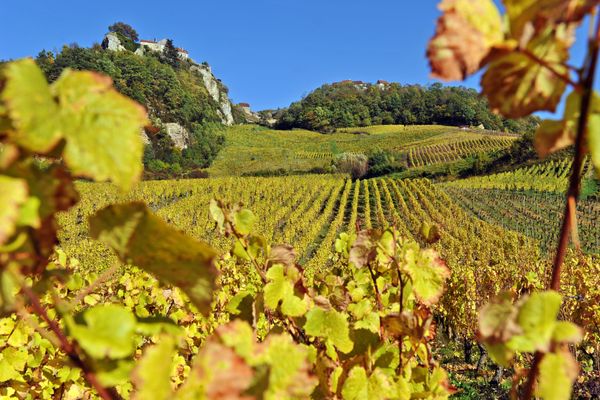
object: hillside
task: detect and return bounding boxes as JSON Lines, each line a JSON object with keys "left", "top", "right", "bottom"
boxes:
{"left": 272, "top": 81, "right": 541, "bottom": 133}
{"left": 208, "top": 124, "right": 518, "bottom": 177}
{"left": 31, "top": 23, "right": 243, "bottom": 178}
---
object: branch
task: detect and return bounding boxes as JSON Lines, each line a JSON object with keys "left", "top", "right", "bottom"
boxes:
{"left": 522, "top": 10, "right": 600, "bottom": 400}
{"left": 19, "top": 284, "right": 122, "bottom": 400}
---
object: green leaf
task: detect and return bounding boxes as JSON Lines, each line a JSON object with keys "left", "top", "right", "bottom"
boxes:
{"left": 588, "top": 113, "right": 600, "bottom": 174}
{"left": 403, "top": 249, "right": 450, "bottom": 306}
{"left": 255, "top": 334, "right": 318, "bottom": 399}
{"left": 342, "top": 366, "right": 368, "bottom": 400}
{"left": 341, "top": 367, "right": 396, "bottom": 400}
{"left": 68, "top": 304, "right": 137, "bottom": 359}
{"left": 209, "top": 199, "right": 225, "bottom": 230}
{"left": 264, "top": 265, "right": 307, "bottom": 317}
{"left": 482, "top": 26, "right": 571, "bottom": 118}
{"left": 537, "top": 351, "right": 579, "bottom": 400}
{"left": 234, "top": 209, "right": 256, "bottom": 235}
{"left": 304, "top": 307, "right": 353, "bottom": 354}
{"left": 52, "top": 70, "right": 147, "bottom": 190}
{"left": 0, "top": 175, "right": 28, "bottom": 245}
{"left": 427, "top": 0, "right": 504, "bottom": 80}
{"left": 1, "top": 347, "right": 28, "bottom": 372}
{"left": 133, "top": 336, "right": 176, "bottom": 400}
{"left": 1, "top": 59, "right": 62, "bottom": 153}
{"left": 511, "top": 291, "right": 562, "bottom": 352}
{"left": 89, "top": 202, "right": 219, "bottom": 315}
{"left": 552, "top": 321, "right": 582, "bottom": 344}
{"left": 0, "top": 358, "right": 21, "bottom": 382}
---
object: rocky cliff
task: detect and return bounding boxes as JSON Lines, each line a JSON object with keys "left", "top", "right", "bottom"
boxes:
{"left": 103, "top": 33, "right": 235, "bottom": 127}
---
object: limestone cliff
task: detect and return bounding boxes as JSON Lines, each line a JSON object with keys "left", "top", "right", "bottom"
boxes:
{"left": 102, "top": 33, "right": 235, "bottom": 127}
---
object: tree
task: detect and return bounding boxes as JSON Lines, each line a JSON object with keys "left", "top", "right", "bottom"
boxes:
{"left": 108, "top": 22, "right": 139, "bottom": 42}
{"left": 161, "top": 39, "right": 180, "bottom": 68}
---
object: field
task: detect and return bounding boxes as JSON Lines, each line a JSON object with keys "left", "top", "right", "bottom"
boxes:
{"left": 207, "top": 125, "right": 517, "bottom": 176}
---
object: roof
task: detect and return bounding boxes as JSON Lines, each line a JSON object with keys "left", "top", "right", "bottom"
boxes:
{"left": 177, "top": 48, "right": 189, "bottom": 54}
{"left": 377, "top": 80, "right": 389, "bottom": 84}
{"left": 140, "top": 39, "right": 157, "bottom": 44}
{"left": 239, "top": 103, "right": 251, "bottom": 108}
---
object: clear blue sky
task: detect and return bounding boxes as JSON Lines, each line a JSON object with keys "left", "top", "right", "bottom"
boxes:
{"left": 0, "top": 0, "right": 591, "bottom": 114}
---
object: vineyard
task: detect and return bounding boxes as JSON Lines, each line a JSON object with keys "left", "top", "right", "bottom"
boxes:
{"left": 207, "top": 125, "right": 517, "bottom": 176}
{"left": 444, "top": 157, "right": 596, "bottom": 193}
{"left": 444, "top": 187, "right": 600, "bottom": 254}
{"left": 407, "top": 136, "right": 515, "bottom": 168}
{"left": 0, "top": 175, "right": 573, "bottom": 397}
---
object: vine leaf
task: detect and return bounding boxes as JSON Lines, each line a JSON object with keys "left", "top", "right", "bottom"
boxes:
{"left": 0, "top": 59, "right": 62, "bottom": 153}
{"left": 482, "top": 26, "right": 572, "bottom": 118}
{"left": 505, "top": 0, "right": 595, "bottom": 40}
{"left": 66, "top": 304, "right": 137, "bottom": 359}
{"left": 427, "top": 0, "right": 504, "bottom": 80}
{"left": 403, "top": 249, "right": 450, "bottom": 306}
{"left": 304, "top": 307, "right": 354, "bottom": 354}
{"left": 0, "top": 175, "right": 28, "bottom": 245}
{"left": 132, "top": 336, "right": 176, "bottom": 400}
{"left": 53, "top": 70, "right": 147, "bottom": 190}
{"left": 1, "top": 60, "right": 147, "bottom": 190}
{"left": 264, "top": 265, "right": 307, "bottom": 317}
{"left": 536, "top": 351, "right": 579, "bottom": 400}
{"left": 341, "top": 366, "right": 396, "bottom": 400}
{"left": 89, "top": 202, "right": 219, "bottom": 315}
{"left": 512, "top": 291, "right": 562, "bottom": 352}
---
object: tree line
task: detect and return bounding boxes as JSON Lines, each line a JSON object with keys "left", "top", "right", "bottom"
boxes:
{"left": 274, "top": 82, "right": 540, "bottom": 133}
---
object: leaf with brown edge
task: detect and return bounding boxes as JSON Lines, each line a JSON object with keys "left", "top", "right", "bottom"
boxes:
{"left": 505, "top": 0, "right": 597, "bottom": 41}
{"left": 403, "top": 249, "right": 450, "bottom": 307}
{"left": 427, "top": 0, "right": 504, "bottom": 81}
{"left": 0, "top": 175, "right": 27, "bottom": 245}
{"left": 52, "top": 69, "right": 148, "bottom": 190}
{"left": 268, "top": 244, "right": 297, "bottom": 268}
{"left": 89, "top": 202, "right": 219, "bottom": 315}
{"left": 186, "top": 341, "right": 254, "bottom": 400}
{"left": 482, "top": 25, "right": 572, "bottom": 118}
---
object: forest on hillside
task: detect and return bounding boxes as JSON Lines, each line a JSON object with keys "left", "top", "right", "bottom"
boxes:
{"left": 274, "top": 82, "right": 541, "bottom": 133}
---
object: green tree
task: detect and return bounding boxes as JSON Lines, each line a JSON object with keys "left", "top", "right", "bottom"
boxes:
{"left": 108, "top": 22, "right": 139, "bottom": 42}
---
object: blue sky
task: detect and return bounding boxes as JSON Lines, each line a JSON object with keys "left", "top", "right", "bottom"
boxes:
{"left": 1, "top": 0, "right": 591, "bottom": 114}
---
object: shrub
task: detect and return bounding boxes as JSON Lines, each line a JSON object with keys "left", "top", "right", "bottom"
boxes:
{"left": 334, "top": 153, "right": 369, "bottom": 179}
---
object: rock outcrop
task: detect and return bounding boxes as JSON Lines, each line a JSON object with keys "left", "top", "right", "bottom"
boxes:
{"left": 190, "top": 64, "right": 234, "bottom": 126}
{"left": 101, "top": 31, "right": 235, "bottom": 132}
{"left": 164, "top": 123, "right": 190, "bottom": 150}
{"left": 102, "top": 33, "right": 126, "bottom": 52}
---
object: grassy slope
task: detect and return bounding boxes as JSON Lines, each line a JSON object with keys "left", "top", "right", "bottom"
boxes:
{"left": 208, "top": 124, "right": 514, "bottom": 176}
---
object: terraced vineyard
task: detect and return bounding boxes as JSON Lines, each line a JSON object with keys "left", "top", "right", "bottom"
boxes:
{"left": 208, "top": 125, "right": 517, "bottom": 176}
{"left": 407, "top": 136, "right": 515, "bottom": 167}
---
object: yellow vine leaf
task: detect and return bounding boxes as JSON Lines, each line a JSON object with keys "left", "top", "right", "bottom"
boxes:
{"left": 1, "top": 59, "right": 62, "bottom": 153}
{"left": 505, "top": 0, "right": 596, "bottom": 41}
{"left": 89, "top": 202, "right": 219, "bottom": 315}
{"left": 482, "top": 25, "right": 572, "bottom": 118}
{"left": 1, "top": 59, "right": 147, "bottom": 190}
{"left": 535, "top": 91, "right": 600, "bottom": 167}
{"left": 52, "top": 70, "right": 148, "bottom": 190}
{"left": 427, "top": 0, "right": 504, "bottom": 81}
{"left": 0, "top": 175, "right": 28, "bottom": 245}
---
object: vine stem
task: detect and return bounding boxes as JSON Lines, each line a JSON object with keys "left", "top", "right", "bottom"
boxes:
{"left": 19, "top": 284, "right": 122, "bottom": 400}
{"left": 522, "top": 11, "right": 600, "bottom": 400}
